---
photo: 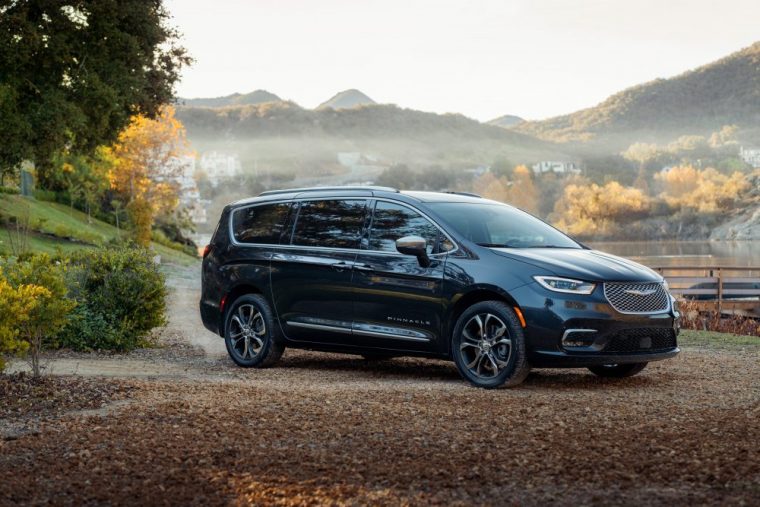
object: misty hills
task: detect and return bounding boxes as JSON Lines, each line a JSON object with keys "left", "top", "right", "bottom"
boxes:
{"left": 180, "top": 89, "right": 282, "bottom": 108}
{"left": 175, "top": 100, "right": 565, "bottom": 168}
{"left": 514, "top": 41, "right": 760, "bottom": 150}
{"left": 317, "top": 89, "right": 376, "bottom": 110}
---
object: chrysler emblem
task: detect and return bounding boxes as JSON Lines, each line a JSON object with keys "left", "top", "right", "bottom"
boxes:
{"left": 624, "top": 288, "right": 657, "bottom": 296}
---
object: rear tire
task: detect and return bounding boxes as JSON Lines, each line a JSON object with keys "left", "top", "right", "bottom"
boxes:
{"left": 452, "top": 301, "right": 530, "bottom": 388}
{"left": 587, "top": 362, "right": 647, "bottom": 378}
{"left": 224, "top": 294, "right": 284, "bottom": 368}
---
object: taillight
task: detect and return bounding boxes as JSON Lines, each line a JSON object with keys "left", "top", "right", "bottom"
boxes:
{"left": 202, "top": 244, "right": 212, "bottom": 258}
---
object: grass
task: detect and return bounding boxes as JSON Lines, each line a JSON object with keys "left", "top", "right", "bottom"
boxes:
{"left": 0, "top": 194, "right": 118, "bottom": 245}
{"left": 679, "top": 329, "right": 760, "bottom": 349}
{"left": 0, "top": 194, "right": 198, "bottom": 265}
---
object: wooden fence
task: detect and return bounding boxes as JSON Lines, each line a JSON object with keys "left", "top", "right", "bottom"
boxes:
{"left": 652, "top": 266, "right": 760, "bottom": 316}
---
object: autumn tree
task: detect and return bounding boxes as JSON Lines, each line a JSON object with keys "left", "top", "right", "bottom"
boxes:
{"left": 108, "top": 106, "right": 190, "bottom": 246}
{"left": 654, "top": 166, "right": 749, "bottom": 213}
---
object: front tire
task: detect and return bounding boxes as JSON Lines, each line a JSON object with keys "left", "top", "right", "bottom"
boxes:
{"left": 452, "top": 301, "right": 530, "bottom": 388}
{"left": 587, "top": 362, "right": 647, "bottom": 378}
{"left": 224, "top": 294, "right": 284, "bottom": 368}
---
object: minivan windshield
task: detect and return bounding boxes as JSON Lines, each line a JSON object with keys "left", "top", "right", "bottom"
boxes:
{"left": 428, "top": 202, "right": 581, "bottom": 249}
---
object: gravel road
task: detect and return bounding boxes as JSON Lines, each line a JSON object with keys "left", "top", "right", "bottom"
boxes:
{"left": 1, "top": 265, "right": 758, "bottom": 505}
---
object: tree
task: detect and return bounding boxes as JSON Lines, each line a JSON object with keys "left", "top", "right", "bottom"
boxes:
{"left": 107, "top": 106, "right": 190, "bottom": 246}
{"left": 0, "top": 0, "right": 191, "bottom": 185}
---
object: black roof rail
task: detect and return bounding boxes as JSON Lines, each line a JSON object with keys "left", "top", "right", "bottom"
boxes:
{"left": 258, "top": 185, "right": 399, "bottom": 197}
{"left": 443, "top": 191, "right": 482, "bottom": 198}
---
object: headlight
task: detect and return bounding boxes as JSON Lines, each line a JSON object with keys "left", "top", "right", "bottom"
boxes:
{"left": 533, "top": 276, "right": 596, "bottom": 295}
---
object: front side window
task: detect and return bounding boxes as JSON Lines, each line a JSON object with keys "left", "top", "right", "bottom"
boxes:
{"left": 367, "top": 201, "right": 441, "bottom": 254}
{"left": 292, "top": 199, "right": 367, "bottom": 249}
{"left": 232, "top": 202, "right": 291, "bottom": 244}
{"left": 428, "top": 202, "right": 581, "bottom": 248}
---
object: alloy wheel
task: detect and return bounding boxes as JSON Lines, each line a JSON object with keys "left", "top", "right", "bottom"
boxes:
{"left": 458, "top": 313, "right": 513, "bottom": 379}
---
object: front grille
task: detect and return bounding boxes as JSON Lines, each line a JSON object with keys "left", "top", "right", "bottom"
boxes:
{"left": 603, "top": 282, "right": 670, "bottom": 314}
{"left": 604, "top": 328, "right": 677, "bottom": 353}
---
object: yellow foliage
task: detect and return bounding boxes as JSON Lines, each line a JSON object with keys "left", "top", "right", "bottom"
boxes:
{"left": 654, "top": 166, "right": 749, "bottom": 213}
{"left": 472, "top": 165, "right": 538, "bottom": 213}
{"left": 552, "top": 181, "right": 650, "bottom": 236}
{"left": 0, "top": 276, "right": 50, "bottom": 371}
{"left": 107, "top": 106, "right": 190, "bottom": 246}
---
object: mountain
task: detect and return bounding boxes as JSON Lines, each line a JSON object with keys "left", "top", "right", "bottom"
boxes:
{"left": 317, "top": 89, "right": 376, "bottom": 110}
{"left": 180, "top": 89, "right": 283, "bottom": 108}
{"left": 488, "top": 114, "right": 525, "bottom": 128}
{"left": 514, "top": 42, "right": 760, "bottom": 150}
{"left": 176, "top": 101, "right": 567, "bottom": 170}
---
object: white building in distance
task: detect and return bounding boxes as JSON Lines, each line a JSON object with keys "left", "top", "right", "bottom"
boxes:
{"left": 531, "top": 161, "right": 581, "bottom": 175}
{"left": 199, "top": 151, "right": 242, "bottom": 186}
{"left": 740, "top": 147, "right": 760, "bottom": 168}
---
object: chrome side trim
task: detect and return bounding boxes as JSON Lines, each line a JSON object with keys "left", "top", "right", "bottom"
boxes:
{"left": 228, "top": 196, "right": 459, "bottom": 256}
{"left": 287, "top": 321, "right": 352, "bottom": 334}
{"left": 351, "top": 328, "right": 431, "bottom": 342}
{"left": 285, "top": 321, "right": 431, "bottom": 342}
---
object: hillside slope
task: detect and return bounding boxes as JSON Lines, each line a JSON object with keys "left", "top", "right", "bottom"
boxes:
{"left": 0, "top": 195, "right": 197, "bottom": 264}
{"left": 488, "top": 114, "right": 525, "bottom": 128}
{"left": 515, "top": 42, "right": 760, "bottom": 149}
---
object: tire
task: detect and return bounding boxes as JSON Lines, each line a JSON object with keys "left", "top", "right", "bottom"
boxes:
{"left": 587, "top": 362, "right": 647, "bottom": 378}
{"left": 451, "top": 301, "right": 530, "bottom": 388}
{"left": 224, "top": 294, "right": 284, "bottom": 368}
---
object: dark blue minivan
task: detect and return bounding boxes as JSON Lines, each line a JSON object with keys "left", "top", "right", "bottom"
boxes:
{"left": 200, "top": 186, "right": 680, "bottom": 388}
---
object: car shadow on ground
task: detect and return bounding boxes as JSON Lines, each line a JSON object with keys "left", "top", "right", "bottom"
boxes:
{"left": 221, "top": 351, "right": 669, "bottom": 390}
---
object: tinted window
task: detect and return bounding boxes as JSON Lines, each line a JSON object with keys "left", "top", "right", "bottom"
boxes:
{"left": 428, "top": 202, "right": 580, "bottom": 248}
{"left": 368, "top": 201, "right": 440, "bottom": 254}
{"left": 232, "top": 203, "right": 291, "bottom": 244}
{"left": 292, "top": 200, "right": 367, "bottom": 249}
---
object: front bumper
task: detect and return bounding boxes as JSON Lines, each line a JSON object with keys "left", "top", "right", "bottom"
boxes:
{"left": 511, "top": 282, "right": 681, "bottom": 368}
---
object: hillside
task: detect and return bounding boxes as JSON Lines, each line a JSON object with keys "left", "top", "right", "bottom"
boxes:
{"left": 488, "top": 114, "right": 525, "bottom": 128}
{"left": 317, "top": 89, "right": 376, "bottom": 110}
{"left": 515, "top": 42, "right": 760, "bottom": 150}
{"left": 176, "top": 101, "right": 567, "bottom": 169}
{"left": 0, "top": 194, "right": 198, "bottom": 264}
{"left": 180, "top": 89, "right": 283, "bottom": 108}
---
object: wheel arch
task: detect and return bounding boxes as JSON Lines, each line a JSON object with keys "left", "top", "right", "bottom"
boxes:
{"left": 443, "top": 285, "right": 523, "bottom": 357}
{"left": 219, "top": 283, "right": 266, "bottom": 336}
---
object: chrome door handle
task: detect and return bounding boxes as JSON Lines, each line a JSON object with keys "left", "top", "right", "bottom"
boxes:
{"left": 331, "top": 261, "right": 351, "bottom": 271}
{"left": 354, "top": 263, "right": 374, "bottom": 271}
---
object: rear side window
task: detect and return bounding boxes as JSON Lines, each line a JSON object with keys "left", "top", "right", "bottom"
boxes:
{"left": 232, "top": 203, "right": 291, "bottom": 244}
{"left": 292, "top": 200, "right": 367, "bottom": 249}
{"left": 367, "top": 201, "right": 440, "bottom": 254}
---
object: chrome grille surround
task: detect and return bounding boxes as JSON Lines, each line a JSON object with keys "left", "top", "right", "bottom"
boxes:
{"left": 603, "top": 282, "right": 670, "bottom": 314}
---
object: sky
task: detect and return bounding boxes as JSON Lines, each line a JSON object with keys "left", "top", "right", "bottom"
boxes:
{"left": 165, "top": 0, "right": 760, "bottom": 122}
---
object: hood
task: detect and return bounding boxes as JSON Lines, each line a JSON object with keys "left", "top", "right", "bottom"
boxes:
{"left": 489, "top": 248, "right": 662, "bottom": 283}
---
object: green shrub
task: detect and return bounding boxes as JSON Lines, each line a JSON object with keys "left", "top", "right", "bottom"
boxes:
{"left": 151, "top": 229, "right": 199, "bottom": 258}
{"left": 60, "top": 246, "right": 167, "bottom": 351}
{"left": 0, "top": 186, "right": 20, "bottom": 195}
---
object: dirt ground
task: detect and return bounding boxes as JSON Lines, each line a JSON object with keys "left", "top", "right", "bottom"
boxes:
{"left": 1, "top": 266, "right": 759, "bottom": 506}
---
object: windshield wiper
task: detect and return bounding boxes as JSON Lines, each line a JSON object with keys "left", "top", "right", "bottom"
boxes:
{"left": 475, "top": 242, "right": 518, "bottom": 248}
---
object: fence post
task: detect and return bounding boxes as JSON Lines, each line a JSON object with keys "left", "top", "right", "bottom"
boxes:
{"left": 717, "top": 268, "right": 723, "bottom": 315}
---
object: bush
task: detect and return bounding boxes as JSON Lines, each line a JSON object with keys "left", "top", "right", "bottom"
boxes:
{"left": 60, "top": 246, "right": 167, "bottom": 351}
{"left": 0, "top": 255, "right": 76, "bottom": 376}
{"left": 0, "top": 186, "right": 20, "bottom": 195}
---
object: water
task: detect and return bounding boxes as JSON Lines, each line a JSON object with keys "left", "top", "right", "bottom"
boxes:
{"left": 588, "top": 241, "right": 760, "bottom": 268}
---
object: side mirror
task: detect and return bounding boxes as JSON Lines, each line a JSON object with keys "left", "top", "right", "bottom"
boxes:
{"left": 396, "top": 235, "right": 430, "bottom": 267}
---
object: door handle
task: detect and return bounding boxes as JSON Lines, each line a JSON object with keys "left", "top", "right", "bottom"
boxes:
{"left": 354, "top": 263, "right": 374, "bottom": 272}
{"left": 330, "top": 261, "right": 352, "bottom": 271}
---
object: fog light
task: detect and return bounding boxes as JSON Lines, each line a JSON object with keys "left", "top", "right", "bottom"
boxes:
{"left": 562, "top": 329, "right": 598, "bottom": 348}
